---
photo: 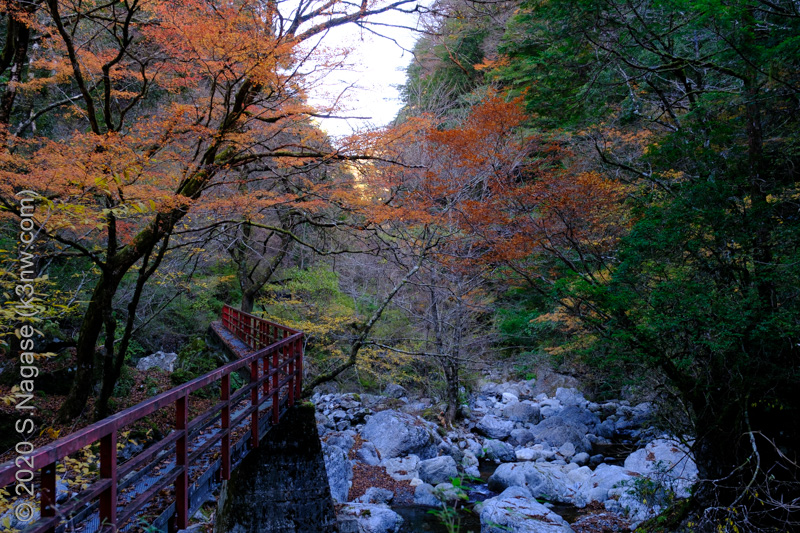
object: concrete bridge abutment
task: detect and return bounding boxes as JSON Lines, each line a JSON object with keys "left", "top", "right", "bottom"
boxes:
{"left": 214, "top": 403, "right": 338, "bottom": 533}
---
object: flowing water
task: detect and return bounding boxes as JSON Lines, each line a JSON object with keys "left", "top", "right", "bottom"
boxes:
{"left": 395, "top": 505, "right": 482, "bottom": 533}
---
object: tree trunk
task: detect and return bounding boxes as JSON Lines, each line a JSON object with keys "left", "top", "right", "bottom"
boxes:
{"left": 58, "top": 272, "right": 121, "bottom": 421}
{"left": 241, "top": 290, "right": 256, "bottom": 314}
{"left": 0, "top": 4, "right": 34, "bottom": 126}
{"left": 95, "top": 238, "right": 167, "bottom": 419}
{"left": 51, "top": 78, "right": 256, "bottom": 421}
{"left": 442, "top": 359, "right": 459, "bottom": 425}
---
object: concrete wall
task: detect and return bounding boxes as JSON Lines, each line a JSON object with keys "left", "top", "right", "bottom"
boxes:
{"left": 214, "top": 404, "right": 339, "bottom": 533}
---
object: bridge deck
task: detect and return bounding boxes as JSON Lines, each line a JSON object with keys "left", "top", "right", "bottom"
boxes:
{"left": 0, "top": 306, "right": 303, "bottom": 533}
{"left": 210, "top": 320, "right": 254, "bottom": 360}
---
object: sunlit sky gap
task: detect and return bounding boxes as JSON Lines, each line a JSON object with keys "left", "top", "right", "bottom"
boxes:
{"left": 300, "top": 5, "right": 428, "bottom": 137}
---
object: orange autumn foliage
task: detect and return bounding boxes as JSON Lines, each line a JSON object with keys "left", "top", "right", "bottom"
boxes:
{"left": 365, "top": 94, "right": 628, "bottom": 282}
{"left": 0, "top": 0, "right": 423, "bottom": 420}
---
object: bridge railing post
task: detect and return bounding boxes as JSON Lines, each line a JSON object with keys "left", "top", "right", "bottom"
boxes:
{"left": 250, "top": 360, "right": 259, "bottom": 449}
{"left": 176, "top": 394, "right": 188, "bottom": 530}
{"left": 295, "top": 337, "right": 303, "bottom": 400}
{"left": 221, "top": 373, "right": 231, "bottom": 480}
{"left": 268, "top": 344, "right": 270, "bottom": 424}
{"left": 99, "top": 431, "right": 117, "bottom": 531}
{"left": 288, "top": 336, "right": 295, "bottom": 407}
{"left": 40, "top": 461, "right": 56, "bottom": 533}
{"left": 282, "top": 329, "right": 289, "bottom": 407}
{"left": 272, "top": 346, "right": 279, "bottom": 425}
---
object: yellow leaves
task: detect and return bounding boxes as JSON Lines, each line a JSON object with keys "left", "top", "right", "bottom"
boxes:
{"left": 1, "top": 386, "right": 21, "bottom": 406}
{"left": 39, "top": 427, "right": 61, "bottom": 440}
{"left": 1, "top": 514, "right": 16, "bottom": 533}
{"left": 54, "top": 443, "right": 102, "bottom": 491}
{"left": 294, "top": 315, "right": 352, "bottom": 339}
{"left": 356, "top": 346, "right": 420, "bottom": 386}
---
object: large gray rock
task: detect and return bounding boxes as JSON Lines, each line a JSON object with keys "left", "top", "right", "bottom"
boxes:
{"left": 480, "top": 487, "right": 573, "bottom": 533}
{"left": 539, "top": 399, "right": 563, "bottom": 419}
{"left": 489, "top": 458, "right": 645, "bottom": 511}
{"left": 338, "top": 503, "right": 404, "bottom": 533}
{"left": 475, "top": 415, "right": 514, "bottom": 440}
{"left": 509, "top": 428, "right": 536, "bottom": 447}
{"left": 322, "top": 444, "right": 352, "bottom": 503}
{"left": 483, "top": 439, "right": 516, "bottom": 463}
{"left": 529, "top": 418, "right": 591, "bottom": 454}
{"left": 488, "top": 460, "right": 647, "bottom": 511}
{"left": 578, "top": 463, "right": 634, "bottom": 504}
{"left": 502, "top": 402, "right": 541, "bottom": 424}
{"left": 487, "top": 462, "right": 563, "bottom": 501}
{"left": 554, "top": 388, "right": 588, "bottom": 408}
{"left": 515, "top": 446, "right": 555, "bottom": 462}
{"left": 136, "top": 351, "right": 178, "bottom": 372}
{"left": 438, "top": 442, "right": 463, "bottom": 464}
{"left": 419, "top": 456, "right": 458, "bottom": 485}
{"left": 554, "top": 406, "right": 601, "bottom": 433}
{"left": 557, "top": 442, "right": 576, "bottom": 459}
{"left": 413, "top": 483, "right": 441, "bottom": 507}
{"left": 571, "top": 452, "right": 590, "bottom": 466}
{"left": 479, "top": 381, "right": 503, "bottom": 396}
{"left": 623, "top": 438, "right": 698, "bottom": 497}
{"left": 502, "top": 392, "right": 519, "bottom": 404}
{"left": 361, "top": 410, "right": 437, "bottom": 460}
{"left": 317, "top": 413, "right": 334, "bottom": 431}
{"left": 596, "top": 419, "right": 616, "bottom": 439}
{"left": 382, "top": 455, "right": 420, "bottom": 481}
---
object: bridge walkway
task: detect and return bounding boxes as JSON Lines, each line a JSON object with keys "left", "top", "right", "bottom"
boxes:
{"left": 0, "top": 305, "right": 304, "bottom": 533}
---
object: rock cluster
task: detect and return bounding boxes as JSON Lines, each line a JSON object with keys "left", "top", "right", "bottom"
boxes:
{"left": 312, "top": 380, "right": 697, "bottom": 533}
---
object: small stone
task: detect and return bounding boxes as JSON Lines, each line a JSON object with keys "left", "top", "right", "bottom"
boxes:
{"left": 571, "top": 452, "right": 590, "bottom": 466}
{"left": 590, "top": 454, "right": 605, "bottom": 466}
{"left": 383, "top": 383, "right": 408, "bottom": 398}
{"left": 501, "top": 392, "right": 519, "bottom": 404}
{"left": 355, "top": 441, "right": 381, "bottom": 466}
{"left": 355, "top": 487, "right": 394, "bottom": 504}
{"left": 413, "top": 483, "right": 441, "bottom": 507}
{"left": 433, "top": 482, "right": 460, "bottom": 504}
{"left": 558, "top": 441, "right": 576, "bottom": 459}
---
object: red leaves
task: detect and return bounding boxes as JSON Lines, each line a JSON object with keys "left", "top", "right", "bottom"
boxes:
{"left": 370, "top": 93, "right": 628, "bottom": 279}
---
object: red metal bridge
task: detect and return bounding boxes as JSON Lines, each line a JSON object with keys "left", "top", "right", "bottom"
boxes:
{"left": 0, "top": 306, "right": 304, "bottom": 533}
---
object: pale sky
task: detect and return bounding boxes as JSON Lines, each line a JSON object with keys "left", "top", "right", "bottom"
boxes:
{"left": 306, "top": 8, "right": 426, "bottom": 138}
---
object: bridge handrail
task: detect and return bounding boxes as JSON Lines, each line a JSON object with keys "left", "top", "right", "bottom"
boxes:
{"left": 0, "top": 305, "right": 303, "bottom": 533}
